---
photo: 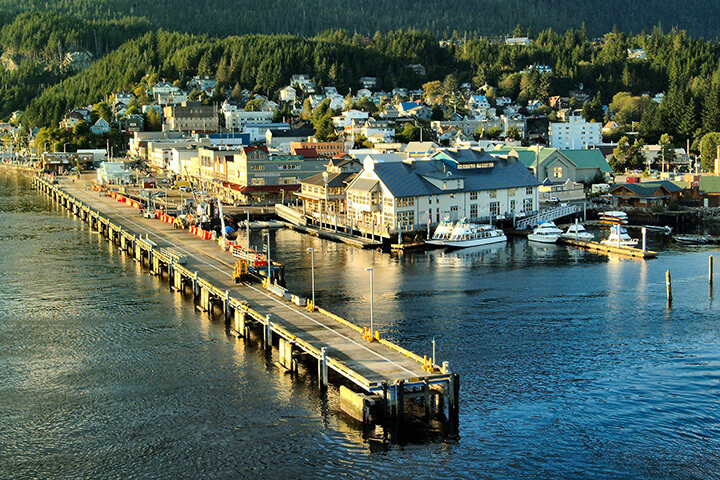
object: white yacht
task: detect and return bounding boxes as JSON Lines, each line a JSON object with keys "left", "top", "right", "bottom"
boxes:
{"left": 427, "top": 219, "right": 455, "bottom": 245}
{"left": 528, "top": 221, "right": 563, "bottom": 243}
{"left": 600, "top": 225, "right": 638, "bottom": 247}
{"left": 443, "top": 219, "right": 507, "bottom": 249}
{"left": 561, "top": 221, "right": 594, "bottom": 241}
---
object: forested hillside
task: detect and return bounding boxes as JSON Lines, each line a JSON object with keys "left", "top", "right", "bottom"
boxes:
{"left": 0, "top": 0, "right": 718, "bottom": 39}
{"left": 20, "top": 26, "right": 720, "bottom": 153}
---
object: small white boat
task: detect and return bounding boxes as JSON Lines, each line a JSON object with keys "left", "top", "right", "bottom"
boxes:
{"left": 427, "top": 219, "right": 455, "bottom": 245}
{"left": 599, "top": 210, "right": 628, "bottom": 225}
{"left": 643, "top": 225, "right": 673, "bottom": 235}
{"left": 443, "top": 219, "right": 507, "bottom": 249}
{"left": 528, "top": 221, "right": 563, "bottom": 243}
{"left": 561, "top": 221, "right": 594, "bottom": 241}
{"left": 600, "top": 225, "right": 638, "bottom": 247}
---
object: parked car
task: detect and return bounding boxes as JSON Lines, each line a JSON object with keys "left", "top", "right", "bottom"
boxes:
{"left": 548, "top": 197, "right": 560, "bottom": 205}
{"left": 591, "top": 197, "right": 611, "bottom": 205}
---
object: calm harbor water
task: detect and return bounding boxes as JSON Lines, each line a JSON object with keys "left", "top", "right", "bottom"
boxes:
{"left": 2, "top": 171, "right": 720, "bottom": 479}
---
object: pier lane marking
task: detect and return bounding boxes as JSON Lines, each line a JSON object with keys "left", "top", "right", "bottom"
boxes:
{"left": 69, "top": 186, "right": 420, "bottom": 376}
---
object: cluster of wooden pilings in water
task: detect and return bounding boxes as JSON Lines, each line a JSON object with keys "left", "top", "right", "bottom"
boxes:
{"left": 33, "top": 177, "right": 460, "bottom": 432}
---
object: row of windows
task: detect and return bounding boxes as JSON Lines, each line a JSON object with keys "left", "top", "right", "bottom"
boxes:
{"left": 397, "top": 211, "right": 415, "bottom": 229}
{"left": 397, "top": 197, "right": 415, "bottom": 207}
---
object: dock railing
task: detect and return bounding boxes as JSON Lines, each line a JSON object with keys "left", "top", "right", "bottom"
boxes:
{"left": 516, "top": 204, "right": 581, "bottom": 230}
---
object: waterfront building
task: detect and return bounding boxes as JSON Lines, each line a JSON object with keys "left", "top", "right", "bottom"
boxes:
{"left": 296, "top": 155, "right": 362, "bottom": 217}
{"left": 345, "top": 147, "right": 540, "bottom": 233}
{"left": 129, "top": 131, "right": 188, "bottom": 159}
{"left": 491, "top": 146, "right": 612, "bottom": 184}
{"left": 224, "top": 146, "right": 327, "bottom": 204}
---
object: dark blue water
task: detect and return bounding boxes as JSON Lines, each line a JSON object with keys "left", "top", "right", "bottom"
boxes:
{"left": 2, "top": 171, "right": 720, "bottom": 479}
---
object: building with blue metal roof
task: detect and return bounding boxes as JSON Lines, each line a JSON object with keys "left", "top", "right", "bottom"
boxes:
{"left": 345, "top": 148, "right": 541, "bottom": 235}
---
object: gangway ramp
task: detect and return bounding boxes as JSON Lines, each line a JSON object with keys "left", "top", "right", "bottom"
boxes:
{"left": 516, "top": 204, "right": 581, "bottom": 230}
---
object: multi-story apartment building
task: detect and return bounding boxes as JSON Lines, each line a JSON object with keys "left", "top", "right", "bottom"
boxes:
{"left": 549, "top": 109, "right": 602, "bottom": 149}
{"left": 163, "top": 101, "right": 218, "bottom": 133}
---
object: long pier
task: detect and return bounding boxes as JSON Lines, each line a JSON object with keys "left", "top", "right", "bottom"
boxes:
{"left": 33, "top": 175, "right": 459, "bottom": 427}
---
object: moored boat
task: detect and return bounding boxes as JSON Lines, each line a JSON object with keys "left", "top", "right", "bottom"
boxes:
{"left": 561, "top": 221, "right": 594, "bottom": 241}
{"left": 528, "top": 221, "right": 563, "bottom": 243}
{"left": 443, "top": 219, "right": 507, "bottom": 249}
{"left": 600, "top": 225, "right": 638, "bottom": 247}
{"left": 598, "top": 210, "right": 628, "bottom": 225}
{"left": 427, "top": 218, "right": 456, "bottom": 245}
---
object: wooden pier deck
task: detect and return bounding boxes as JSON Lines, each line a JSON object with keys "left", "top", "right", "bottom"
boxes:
{"left": 34, "top": 175, "right": 457, "bottom": 426}
{"left": 559, "top": 237, "right": 657, "bottom": 259}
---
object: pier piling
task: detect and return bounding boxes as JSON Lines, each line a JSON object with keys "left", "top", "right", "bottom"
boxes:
{"left": 666, "top": 270, "right": 673, "bottom": 308}
{"left": 710, "top": 256, "right": 714, "bottom": 288}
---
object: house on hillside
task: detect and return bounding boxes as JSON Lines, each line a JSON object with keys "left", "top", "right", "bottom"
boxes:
{"left": 279, "top": 86, "right": 297, "bottom": 102}
{"left": 90, "top": 117, "right": 110, "bottom": 135}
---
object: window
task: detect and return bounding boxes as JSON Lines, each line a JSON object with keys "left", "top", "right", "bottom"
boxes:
{"left": 450, "top": 206, "right": 459, "bottom": 212}
{"left": 279, "top": 177, "right": 299, "bottom": 185}
{"left": 489, "top": 190, "right": 497, "bottom": 198}
{"left": 508, "top": 188, "right": 515, "bottom": 197}
{"left": 526, "top": 186, "right": 534, "bottom": 195}
{"left": 251, "top": 177, "right": 265, "bottom": 186}
{"left": 489, "top": 202, "right": 500, "bottom": 216}
{"left": 510, "top": 200, "right": 516, "bottom": 212}
{"left": 523, "top": 198, "right": 533, "bottom": 212}
{"left": 397, "top": 197, "right": 415, "bottom": 207}
{"left": 469, "top": 191, "right": 478, "bottom": 200}
{"left": 470, "top": 204, "right": 478, "bottom": 218}
{"left": 554, "top": 167, "right": 563, "bottom": 178}
{"left": 250, "top": 165, "right": 264, "bottom": 171}
{"left": 397, "top": 211, "right": 415, "bottom": 229}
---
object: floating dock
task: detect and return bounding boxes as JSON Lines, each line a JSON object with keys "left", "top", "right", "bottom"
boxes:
{"left": 33, "top": 176, "right": 458, "bottom": 427}
{"left": 559, "top": 237, "right": 657, "bottom": 259}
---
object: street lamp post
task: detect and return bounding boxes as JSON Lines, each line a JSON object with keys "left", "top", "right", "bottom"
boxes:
{"left": 365, "top": 267, "right": 374, "bottom": 336}
{"left": 307, "top": 247, "right": 315, "bottom": 310}
{"left": 264, "top": 232, "right": 271, "bottom": 282}
{"left": 63, "top": 142, "right": 69, "bottom": 153}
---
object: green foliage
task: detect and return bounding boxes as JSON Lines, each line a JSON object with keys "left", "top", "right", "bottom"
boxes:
{"left": 396, "top": 122, "right": 420, "bottom": 143}
{"left": 610, "top": 136, "right": 646, "bottom": 172}
{"left": 506, "top": 125, "right": 521, "bottom": 140}
{"left": 700, "top": 132, "right": 720, "bottom": 171}
{"left": 483, "top": 127, "right": 503, "bottom": 140}
{"left": 310, "top": 98, "right": 338, "bottom": 141}
{"left": 609, "top": 92, "right": 653, "bottom": 126}
{"left": 352, "top": 97, "right": 377, "bottom": 114}
{"left": 0, "top": 10, "right": 150, "bottom": 62}
{"left": 582, "top": 92, "right": 603, "bottom": 122}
